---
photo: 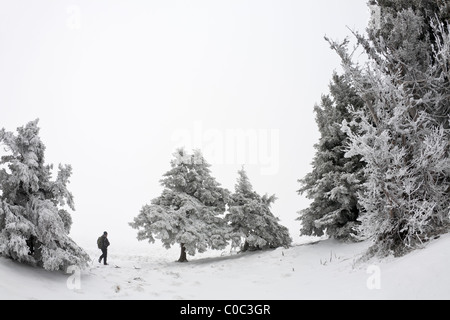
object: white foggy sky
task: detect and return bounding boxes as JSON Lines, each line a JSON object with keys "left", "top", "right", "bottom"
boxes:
{"left": 0, "top": 1, "right": 370, "bottom": 248}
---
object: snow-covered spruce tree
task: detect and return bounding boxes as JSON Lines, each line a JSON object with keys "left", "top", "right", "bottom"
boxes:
{"left": 297, "top": 73, "right": 366, "bottom": 241}
{"left": 328, "top": 2, "right": 450, "bottom": 257}
{"left": 129, "top": 148, "right": 230, "bottom": 262}
{"left": 227, "top": 167, "right": 292, "bottom": 251}
{"left": 358, "top": 1, "right": 450, "bottom": 128}
{"left": 0, "top": 119, "right": 90, "bottom": 270}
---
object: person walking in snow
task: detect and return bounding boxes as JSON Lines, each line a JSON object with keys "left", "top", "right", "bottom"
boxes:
{"left": 98, "top": 231, "right": 110, "bottom": 265}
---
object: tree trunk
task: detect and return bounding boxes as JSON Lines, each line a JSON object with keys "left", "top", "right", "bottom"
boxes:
{"left": 242, "top": 240, "right": 249, "bottom": 252}
{"left": 177, "top": 243, "right": 188, "bottom": 262}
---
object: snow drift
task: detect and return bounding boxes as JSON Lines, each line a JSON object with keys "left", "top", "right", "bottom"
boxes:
{"left": 1, "top": 234, "right": 450, "bottom": 300}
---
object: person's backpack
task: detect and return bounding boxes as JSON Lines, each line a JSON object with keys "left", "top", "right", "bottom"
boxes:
{"left": 97, "top": 236, "right": 103, "bottom": 249}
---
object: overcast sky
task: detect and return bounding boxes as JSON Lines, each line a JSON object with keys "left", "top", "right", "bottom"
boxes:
{"left": 1, "top": 0, "right": 370, "bottom": 250}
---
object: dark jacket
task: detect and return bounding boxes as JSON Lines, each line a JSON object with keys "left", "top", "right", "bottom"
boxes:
{"left": 100, "top": 236, "right": 110, "bottom": 250}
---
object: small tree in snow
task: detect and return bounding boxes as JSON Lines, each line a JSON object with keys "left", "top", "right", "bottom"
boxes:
{"left": 129, "top": 148, "right": 230, "bottom": 262}
{"left": 0, "top": 119, "right": 90, "bottom": 270}
{"left": 227, "top": 167, "right": 292, "bottom": 251}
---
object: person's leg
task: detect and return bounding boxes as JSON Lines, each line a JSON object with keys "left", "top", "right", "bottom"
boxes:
{"left": 99, "top": 249, "right": 105, "bottom": 263}
{"left": 103, "top": 249, "right": 108, "bottom": 265}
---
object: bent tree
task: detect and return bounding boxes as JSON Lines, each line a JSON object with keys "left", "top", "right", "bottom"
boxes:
{"left": 0, "top": 119, "right": 90, "bottom": 270}
{"left": 227, "top": 167, "right": 292, "bottom": 251}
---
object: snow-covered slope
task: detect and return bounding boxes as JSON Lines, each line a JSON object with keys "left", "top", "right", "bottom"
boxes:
{"left": 1, "top": 234, "right": 450, "bottom": 300}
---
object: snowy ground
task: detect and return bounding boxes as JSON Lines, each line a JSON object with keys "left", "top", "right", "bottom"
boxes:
{"left": 1, "top": 234, "right": 450, "bottom": 300}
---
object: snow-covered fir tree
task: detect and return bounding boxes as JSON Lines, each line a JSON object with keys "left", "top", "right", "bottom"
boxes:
{"left": 228, "top": 167, "right": 292, "bottom": 251}
{"left": 0, "top": 119, "right": 90, "bottom": 270}
{"left": 297, "top": 74, "right": 365, "bottom": 241}
{"left": 328, "top": 1, "right": 450, "bottom": 257}
{"left": 129, "top": 148, "right": 230, "bottom": 262}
